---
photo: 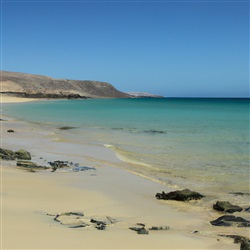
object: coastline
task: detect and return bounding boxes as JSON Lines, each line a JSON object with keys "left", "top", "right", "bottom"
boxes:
{"left": 1, "top": 95, "right": 42, "bottom": 104}
{"left": 1, "top": 99, "right": 248, "bottom": 249}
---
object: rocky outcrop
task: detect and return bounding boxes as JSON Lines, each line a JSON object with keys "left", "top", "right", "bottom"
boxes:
{"left": 16, "top": 160, "right": 49, "bottom": 171}
{"left": 15, "top": 149, "right": 31, "bottom": 160}
{"left": 54, "top": 212, "right": 88, "bottom": 228}
{"left": 129, "top": 223, "right": 170, "bottom": 235}
{"left": 0, "top": 148, "right": 31, "bottom": 160}
{"left": 53, "top": 212, "right": 117, "bottom": 230}
{"left": 213, "top": 201, "right": 243, "bottom": 213}
{"left": 241, "top": 239, "right": 250, "bottom": 250}
{"left": 210, "top": 215, "right": 250, "bottom": 227}
{"left": 148, "top": 226, "right": 170, "bottom": 231}
{"left": 219, "top": 235, "right": 250, "bottom": 250}
{"left": 1, "top": 71, "right": 130, "bottom": 99}
{"left": 156, "top": 189, "right": 204, "bottom": 201}
{"left": 245, "top": 207, "right": 250, "bottom": 212}
{"left": 0, "top": 148, "right": 16, "bottom": 160}
{"left": 48, "top": 160, "right": 71, "bottom": 172}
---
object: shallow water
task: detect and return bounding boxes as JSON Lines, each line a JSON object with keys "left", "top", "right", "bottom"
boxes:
{"left": 4, "top": 98, "right": 250, "bottom": 196}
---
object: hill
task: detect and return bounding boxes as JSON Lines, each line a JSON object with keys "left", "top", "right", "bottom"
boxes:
{"left": 0, "top": 71, "right": 130, "bottom": 99}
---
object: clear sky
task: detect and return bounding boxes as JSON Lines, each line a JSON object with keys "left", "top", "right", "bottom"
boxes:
{"left": 1, "top": 0, "right": 249, "bottom": 97}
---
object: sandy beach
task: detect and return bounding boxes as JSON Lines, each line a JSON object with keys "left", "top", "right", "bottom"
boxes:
{"left": 1, "top": 95, "right": 41, "bottom": 104}
{"left": 1, "top": 98, "right": 247, "bottom": 249}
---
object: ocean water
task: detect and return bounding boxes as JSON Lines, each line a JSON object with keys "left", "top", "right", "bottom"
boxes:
{"left": 4, "top": 98, "right": 250, "bottom": 195}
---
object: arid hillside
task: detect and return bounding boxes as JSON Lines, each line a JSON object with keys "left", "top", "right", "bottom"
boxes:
{"left": 0, "top": 71, "right": 130, "bottom": 99}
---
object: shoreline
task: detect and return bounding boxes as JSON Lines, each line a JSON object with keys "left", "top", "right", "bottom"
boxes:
{"left": 1, "top": 94, "right": 43, "bottom": 104}
{"left": 1, "top": 100, "right": 248, "bottom": 249}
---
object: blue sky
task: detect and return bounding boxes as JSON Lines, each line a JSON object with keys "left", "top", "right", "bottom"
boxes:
{"left": 1, "top": 0, "right": 249, "bottom": 97}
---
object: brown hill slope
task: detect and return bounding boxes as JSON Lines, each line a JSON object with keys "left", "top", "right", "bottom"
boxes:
{"left": 0, "top": 71, "right": 130, "bottom": 99}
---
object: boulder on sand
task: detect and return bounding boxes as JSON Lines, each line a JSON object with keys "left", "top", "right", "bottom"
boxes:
{"left": 0, "top": 148, "right": 32, "bottom": 160}
{"left": 15, "top": 149, "right": 31, "bottom": 160}
{"left": 0, "top": 148, "right": 16, "bottom": 160}
{"left": 210, "top": 215, "right": 250, "bottom": 227}
{"left": 213, "top": 201, "right": 243, "bottom": 213}
{"left": 155, "top": 189, "right": 204, "bottom": 201}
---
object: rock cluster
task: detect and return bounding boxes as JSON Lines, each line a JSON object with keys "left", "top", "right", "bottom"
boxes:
{"left": 0, "top": 148, "right": 31, "bottom": 160}
{"left": 48, "top": 161, "right": 70, "bottom": 172}
{"left": 53, "top": 212, "right": 117, "bottom": 230}
{"left": 129, "top": 223, "right": 170, "bottom": 235}
{"left": 51, "top": 212, "right": 170, "bottom": 235}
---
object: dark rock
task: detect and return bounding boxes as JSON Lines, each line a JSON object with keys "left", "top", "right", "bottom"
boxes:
{"left": 210, "top": 215, "right": 250, "bottom": 227}
{"left": 192, "top": 230, "right": 199, "bottom": 234}
{"left": 53, "top": 212, "right": 117, "bottom": 230}
{"left": 58, "top": 126, "right": 77, "bottom": 130}
{"left": 241, "top": 239, "right": 250, "bottom": 250}
{"left": 245, "top": 207, "right": 250, "bottom": 212}
{"left": 67, "top": 94, "right": 84, "bottom": 99}
{"left": 48, "top": 161, "right": 69, "bottom": 168}
{"left": 0, "top": 148, "right": 16, "bottom": 160}
{"left": 0, "top": 148, "right": 32, "bottom": 160}
{"left": 129, "top": 227, "right": 149, "bottom": 235}
{"left": 48, "top": 160, "right": 70, "bottom": 172}
{"left": 219, "top": 235, "right": 249, "bottom": 244}
{"left": 7, "top": 129, "right": 14, "bottom": 132}
{"left": 53, "top": 211, "right": 86, "bottom": 228}
{"left": 155, "top": 189, "right": 204, "bottom": 201}
{"left": 68, "top": 224, "right": 87, "bottom": 228}
{"left": 137, "top": 228, "right": 149, "bottom": 234}
{"left": 95, "top": 224, "right": 106, "bottom": 230}
{"left": 90, "top": 218, "right": 106, "bottom": 226}
{"left": 72, "top": 166, "right": 96, "bottom": 172}
{"left": 16, "top": 160, "right": 48, "bottom": 170}
{"left": 229, "top": 192, "right": 250, "bottom": 196}
{"left": 144, "top": 130, "right": 166, "bottom": 134}
{"left": 16, "top": 160, "right": 37, "bottom": 168}
{"left": 213, "top": 201, "right": 243, "bottom": 213}
{"left": 62, "top": 212, "right": 84, "bottom": 217}
{"left": 54, "top": 214, "right": 60, "bottom": 222}
{"left": 15, "top": 149, "right": 31, "bottom": 160}
{"left": 149, "top": 226, "right": 170, "bottom": 231}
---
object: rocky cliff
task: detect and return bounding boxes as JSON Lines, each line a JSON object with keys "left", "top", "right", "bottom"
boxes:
{"left": 0, "top": 71, "right": 130, "bottom": 99}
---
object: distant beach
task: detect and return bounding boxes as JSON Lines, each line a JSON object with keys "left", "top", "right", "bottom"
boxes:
{"left": 1, "top": 95, "right": 41, "bottom": 103}
{"left": 1, "top": 97, "right": 249, "bottom": 249}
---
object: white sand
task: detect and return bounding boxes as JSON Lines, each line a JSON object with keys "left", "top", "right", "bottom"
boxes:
{"left": 1, "top": 95, "right": 41, "bottom": 103}
{"left": 0, "top": 101, "right": 245, "bottom": 249}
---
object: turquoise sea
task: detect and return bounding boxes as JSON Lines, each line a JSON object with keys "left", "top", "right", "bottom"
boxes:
{"left": 4, "top": 98, "right": 250, "bottom": 195}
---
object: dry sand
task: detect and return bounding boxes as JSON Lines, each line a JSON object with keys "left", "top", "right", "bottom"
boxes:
{"left": 0, "top": 98, "right": 244, "bottom": 249}
{"left": 1, "top": 95, "right": 41, "bottom": 103}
